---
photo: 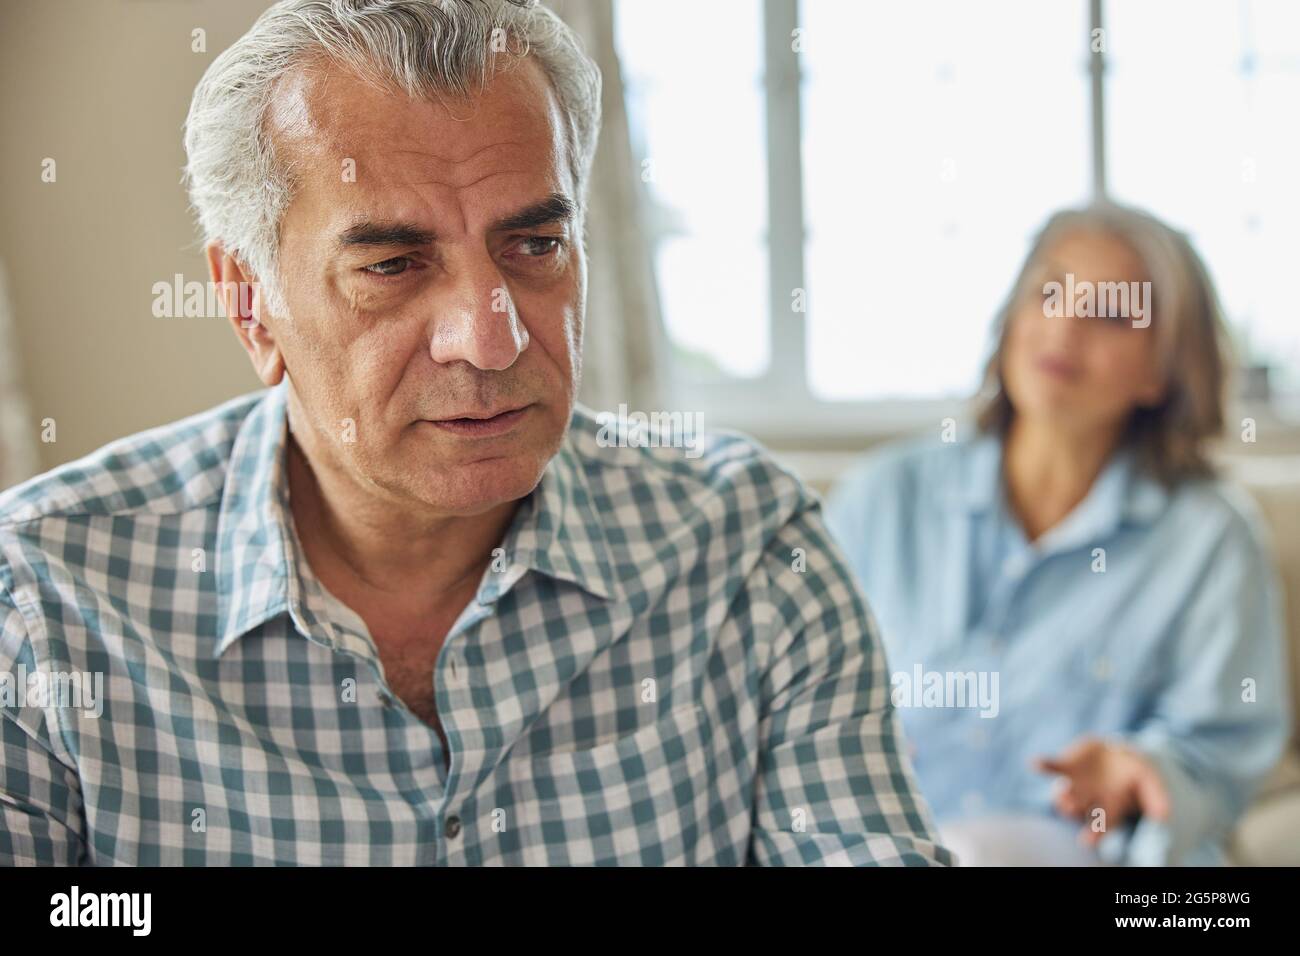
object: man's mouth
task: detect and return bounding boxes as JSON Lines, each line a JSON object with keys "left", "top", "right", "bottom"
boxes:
{"left": 423, "top": 404, "right": 532, "bottom": 438}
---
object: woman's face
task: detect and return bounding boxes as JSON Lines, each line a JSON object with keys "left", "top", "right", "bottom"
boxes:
{"left": 1002, "top": 229, "right": 1166, "bottom": 435}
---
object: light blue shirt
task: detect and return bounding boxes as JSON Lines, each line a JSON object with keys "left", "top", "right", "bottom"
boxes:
{"left": 825, "top": 433, "right": 1291, "bottom": 865}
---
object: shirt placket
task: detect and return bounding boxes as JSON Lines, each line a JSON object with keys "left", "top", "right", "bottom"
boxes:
{"left": 427, "top": 560, "right": 531, "bottom": 865}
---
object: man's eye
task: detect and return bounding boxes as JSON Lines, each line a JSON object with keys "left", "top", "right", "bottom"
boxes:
{"left": 362, "top": 256, "right": 411, "bottom": 277}
{"left": 518, "top": 237, "right": 562, "bottom": 257}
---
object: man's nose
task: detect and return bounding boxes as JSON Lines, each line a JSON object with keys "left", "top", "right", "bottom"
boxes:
{"left": 427, "top": 258, "right": 529, "bottom": 371}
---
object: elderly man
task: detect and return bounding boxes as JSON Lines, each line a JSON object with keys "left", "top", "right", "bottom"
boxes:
{"left": 0, "top": 0, "right": 949, "bottom": 866}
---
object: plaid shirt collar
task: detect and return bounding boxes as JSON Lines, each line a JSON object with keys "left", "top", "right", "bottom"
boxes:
{"left": 213, "top": 380, "right": 622, "bottom": 657}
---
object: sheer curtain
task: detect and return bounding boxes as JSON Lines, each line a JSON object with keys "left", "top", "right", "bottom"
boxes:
{"left": 549, "top": 0, "right": 666, "bottom": 415}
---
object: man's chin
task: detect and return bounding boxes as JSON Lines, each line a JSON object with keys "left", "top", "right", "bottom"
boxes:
{"left": 410, "top": 454, "right": 547, "bottom": 517}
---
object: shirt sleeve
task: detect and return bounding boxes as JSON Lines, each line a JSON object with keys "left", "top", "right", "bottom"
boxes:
{"left": 745, "top": 498, "right": 954, "bottom": 866}
{"left": 1102, "top": 505, "right": 1291, "bottom": 866}
{"left": 0, "top": 593, "right": 87, "bottom": 866}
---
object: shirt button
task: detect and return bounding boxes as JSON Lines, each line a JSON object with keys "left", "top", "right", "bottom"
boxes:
{"left": 378, "top": 690, "right": 395, "bottom": 708}
{"left": 444, "top": 815, "right": 462, "bottom": 839}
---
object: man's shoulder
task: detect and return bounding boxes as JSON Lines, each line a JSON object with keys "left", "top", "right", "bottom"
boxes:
{"left": 566, "top": 403, "right": 815, "bottom": 545}
{"left": 0, "top": 389, "right": 268, "bottom": 530}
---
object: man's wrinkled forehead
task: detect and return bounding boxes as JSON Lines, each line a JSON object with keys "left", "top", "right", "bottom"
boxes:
{"left": 265, "top": 56, "right": 571, "bottom": 200}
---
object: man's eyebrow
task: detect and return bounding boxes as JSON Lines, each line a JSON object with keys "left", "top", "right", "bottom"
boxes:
{"left": 333, "top": 194, "right": 576, "bottom": 249}
{"left": 492, "top": 193, "right": 577, "bottom": 232}
{"left": 336, "top": 222, "right": 436, "bottom": 249}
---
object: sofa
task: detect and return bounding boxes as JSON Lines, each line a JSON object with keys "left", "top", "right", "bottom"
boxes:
{"left": 1226, "top": 455, "right": 1300, "bottom": 865}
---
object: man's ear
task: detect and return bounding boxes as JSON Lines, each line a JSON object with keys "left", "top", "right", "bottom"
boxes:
{"left": 206, "top": 243, "right": 285, "bottom": 387}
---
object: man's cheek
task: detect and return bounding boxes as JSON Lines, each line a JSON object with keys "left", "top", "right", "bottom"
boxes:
{"left": 555, "top": 307, "right": 583, "bottom": 383}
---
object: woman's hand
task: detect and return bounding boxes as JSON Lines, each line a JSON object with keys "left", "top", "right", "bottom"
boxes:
{"left": 1033, "top": 736, "right": 1171, "bottom": 847}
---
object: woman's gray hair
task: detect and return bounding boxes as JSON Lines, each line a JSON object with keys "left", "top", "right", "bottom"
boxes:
{"left": 183, "top": 0, "right": 601, "bottom": 313}
{"left": 976, "top": 201, "right": 1231, "bottom": 486}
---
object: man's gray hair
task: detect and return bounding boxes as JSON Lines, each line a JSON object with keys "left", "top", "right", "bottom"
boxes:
{"left": 183, "top": 0, "right": 601, "bottom": 313}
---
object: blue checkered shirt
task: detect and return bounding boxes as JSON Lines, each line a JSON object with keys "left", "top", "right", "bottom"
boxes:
{"left": 0, "top": 381, "right": 951, "bottom": 865}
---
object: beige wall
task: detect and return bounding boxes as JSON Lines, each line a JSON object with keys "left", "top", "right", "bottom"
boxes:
{"left": 0, "top": 1, "right": 274, "bottom": 475}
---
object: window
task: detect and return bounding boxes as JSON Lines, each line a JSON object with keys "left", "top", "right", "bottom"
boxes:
{"left": 615, "top": 0, "right": 769, "bottom": 381}
{"left": 613, "top": 0, "right": 1300, "bottom": 435}
{"left": 801, "top": 0, "right": 1089, "bottom": 402}
{"left": 1105, "top": 0, "right": 1300, "bottom": 393}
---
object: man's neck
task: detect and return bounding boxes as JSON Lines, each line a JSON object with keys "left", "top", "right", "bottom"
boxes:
{"left": 1002, "top": 415, "right": 1122, "bottom": 543}
{"left": 285, "top": 433, "right": 519, "bottom": 609}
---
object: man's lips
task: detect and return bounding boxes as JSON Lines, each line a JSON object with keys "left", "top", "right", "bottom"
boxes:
{"left": 421, "top": 404, "right": 532, "bottom": 438}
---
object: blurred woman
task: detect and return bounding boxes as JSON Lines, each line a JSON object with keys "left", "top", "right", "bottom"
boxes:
{"left": 826, "top": 203, "right": 1290, "bottom": 865}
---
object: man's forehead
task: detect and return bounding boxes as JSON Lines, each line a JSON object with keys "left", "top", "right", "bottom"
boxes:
{"left": 267, "top": 56, "right": 566, "bottom": 186}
